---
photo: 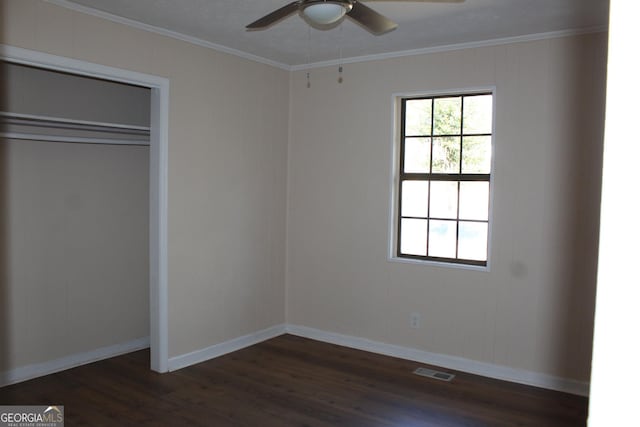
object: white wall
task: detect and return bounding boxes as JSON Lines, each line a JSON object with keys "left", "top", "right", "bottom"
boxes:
{"left": 589, "top": 0, "right": 639, "bottom": 423}
{"left": 0, "top": 140, "right": 150, "bottom": 370}
{"left": 287, "top": 33, "right": 607, "bottom": 382}
{"left": 0, "top": 0, "right": 289, "bottom": 363}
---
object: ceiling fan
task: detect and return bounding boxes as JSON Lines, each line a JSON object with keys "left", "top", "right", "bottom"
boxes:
{"left": 246, "top": 0, "right": 465, "bottom": 35}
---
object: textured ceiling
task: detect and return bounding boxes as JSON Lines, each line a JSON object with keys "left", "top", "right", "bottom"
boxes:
{"left": 58, "top": 0, "right": 609, "bottom": 67}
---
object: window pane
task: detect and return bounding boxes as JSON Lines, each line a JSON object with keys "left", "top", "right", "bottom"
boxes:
{"left": 400, "top": 218, "right": 428, "bottom": 256}
{"left": 401, "top": 181, "right": 429, "bottom": 217}
{"left": 428, "top": 220, "right": 456, "bottom": 258}
{"left": 459, "top": 182, "right": 489, "bottom": 220}
{"left": 432, "top": 137, "right": 460, "bottom": 173}
{"left": 430, "top": 181, "right": 457, "bottom": 219}
{"left": 458, "top": 222, "right": 488, "bottom": 261}
{"left": 405, "top": 99, "right": 432, "bottom": 136}
{"left": 462, "top": 136, "right": 491, "bottom": 173}
{"left": 433, "top": 97, "right": 461, "bottom": 135}
{"left": 404, "top": 138, "right": 431, "bottom": 173}
{"left": 463, "top": 95, "right": 493, "bottom": 134}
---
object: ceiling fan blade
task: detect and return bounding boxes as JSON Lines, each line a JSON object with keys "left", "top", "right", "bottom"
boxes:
{"left": 347, "top": 1, "right": 398, "bottom": 36}
{"left": 246, "top": 1, "right": 300, "bottom": 30}
{"left": 347, "top": 2, "right": 398, "bottom": 35}
{"left": 364, "top": 0, "right": 464, "bottom": 2}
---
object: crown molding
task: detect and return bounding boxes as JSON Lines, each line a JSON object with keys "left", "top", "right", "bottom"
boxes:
{"left": 290, "top": 26, "right": 608, "bottom": 71}
{"left": 43, "top": 0, "right": 291, "bottom": 71}
{"left": 43, "top": 0, "right": 606, "bottom": 73}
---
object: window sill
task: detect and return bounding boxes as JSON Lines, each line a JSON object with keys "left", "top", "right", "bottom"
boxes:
{"left": 387, "top": 255, "right": 490, "bottom": 272}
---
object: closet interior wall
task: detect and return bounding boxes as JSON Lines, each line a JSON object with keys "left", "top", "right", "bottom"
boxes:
{"left": 0, "top": 62, "right": 151, "bottom": 379}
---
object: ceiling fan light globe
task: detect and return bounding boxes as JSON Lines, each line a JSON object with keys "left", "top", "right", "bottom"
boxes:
{"left": 302, "top": 3, "right": 347, "bottom": 25}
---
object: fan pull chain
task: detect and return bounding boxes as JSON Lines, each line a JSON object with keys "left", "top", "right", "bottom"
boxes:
{"left": 338, "top": 23, "right": 344, "bottom": 83}
{"left": 306, "top": 27, "right": 312, "bottom": 89}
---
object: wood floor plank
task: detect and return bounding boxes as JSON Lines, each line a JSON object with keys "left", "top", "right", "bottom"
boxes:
{"left": 0, "top": 334, "right": 588, "bottom": 426}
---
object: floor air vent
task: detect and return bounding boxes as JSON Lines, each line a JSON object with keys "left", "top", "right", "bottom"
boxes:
{"left": 413, "top": 367, "right": 455, "bottom": 382}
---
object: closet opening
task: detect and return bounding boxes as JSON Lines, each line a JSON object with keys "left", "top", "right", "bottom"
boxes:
{"left": 0, "top": 46, "right": 169, "bottom": 383}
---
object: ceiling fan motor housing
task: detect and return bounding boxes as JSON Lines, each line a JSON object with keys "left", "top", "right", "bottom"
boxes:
{"left": 299, "top": 0, "right": 354, "bottom": 29}
{"left": 247, "top": 0, "right": 400, "bottom": 36}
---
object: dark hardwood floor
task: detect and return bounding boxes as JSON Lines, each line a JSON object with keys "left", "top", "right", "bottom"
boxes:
{"left": 0, "top": 334, "right": 588, "bottom": 426}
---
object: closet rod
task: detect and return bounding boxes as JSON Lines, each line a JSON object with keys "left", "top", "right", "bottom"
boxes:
{"left": 0, "top": 111, "right": 151, "bottom": 132}
{"left": 0, "top": 132, "right": 150, "bottom": 146}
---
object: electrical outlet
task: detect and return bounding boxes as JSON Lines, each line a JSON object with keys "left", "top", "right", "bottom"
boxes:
{"left": 410, "top": 312, "right": 421, "bottom": 329}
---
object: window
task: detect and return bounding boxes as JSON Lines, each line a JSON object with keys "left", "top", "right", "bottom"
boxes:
{"left": 396, "top": 92, "right": 493, "bottom": 267}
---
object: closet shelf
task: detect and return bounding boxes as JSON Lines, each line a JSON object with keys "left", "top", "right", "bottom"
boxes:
{"left": 0, "top": 111, "right": 150, "bottom": 146}
{"left": 0, "top": 132, "right": 150, "bottom": 146}
{"left": 0, "top": 111, "right": 150, "bottom": 132}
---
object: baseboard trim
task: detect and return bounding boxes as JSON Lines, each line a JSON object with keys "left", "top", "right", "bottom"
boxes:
{"left": 167, "top": 324, "right": 287, "bottom": 372}
{"left": 0, "top": 336, "right": 150, "bottom": 387}
{"left": 285, "top": 325, "right": 590, "bottom": 397}
{"left": 1, "top": 325, "right": 590, "bottom": 397}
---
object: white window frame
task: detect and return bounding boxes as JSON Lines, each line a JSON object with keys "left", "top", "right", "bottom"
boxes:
{"left": 388, "top": 87, "right": 496, "bottom": 271}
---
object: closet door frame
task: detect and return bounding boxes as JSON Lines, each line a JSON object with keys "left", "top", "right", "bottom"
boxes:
{"left": 0, "top": 44, "right": 170, "bottom": 373}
